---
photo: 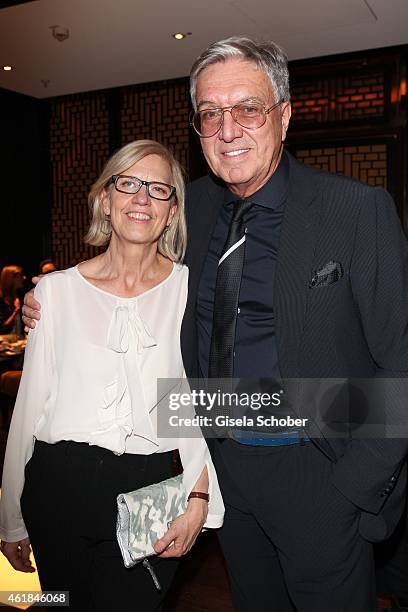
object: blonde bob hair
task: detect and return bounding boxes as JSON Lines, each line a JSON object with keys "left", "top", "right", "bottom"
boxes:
{"left": 85, "top": 140, "right": 187, "bottom": 262}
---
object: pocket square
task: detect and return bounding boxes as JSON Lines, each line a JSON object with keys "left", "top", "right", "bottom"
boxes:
{"left": 309, "top": 261, "right": 343, "bottom": 288}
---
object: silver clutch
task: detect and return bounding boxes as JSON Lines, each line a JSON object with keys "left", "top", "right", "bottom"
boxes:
{"left": 116, "top": 473, "right": 187, "bottom": 569}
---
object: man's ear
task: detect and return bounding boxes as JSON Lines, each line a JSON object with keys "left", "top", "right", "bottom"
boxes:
{"left": 281, "top": 102, "right": 292, "bottom": 142}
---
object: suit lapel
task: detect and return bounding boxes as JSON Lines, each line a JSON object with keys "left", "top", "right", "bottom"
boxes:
{"left": 182, "top": 176, "right": 225, "bottom": 377}
{"left": 186, "top": 177, "right": 225, "bottom": 299}
{"left": 274, "top": 153, "right": 322, "bottom": 377}
{"left": 274, "top": 154, "right": 336, "bottom": 460}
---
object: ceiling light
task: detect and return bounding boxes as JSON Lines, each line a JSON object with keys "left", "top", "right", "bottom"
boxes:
{"left": 172, "top": 32, "right": 191, "bottom": 40}
{"left": 2, "top": 65, "right": 13, "bottom": 71}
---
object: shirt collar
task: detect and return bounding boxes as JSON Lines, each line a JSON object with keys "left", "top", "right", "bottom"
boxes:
{"left": 224, "top": 149, "right": 289, "bottom": 210}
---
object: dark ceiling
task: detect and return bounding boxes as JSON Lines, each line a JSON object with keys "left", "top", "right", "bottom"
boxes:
{"left": 0, "top": 0, "right": 37, "bottom": 9}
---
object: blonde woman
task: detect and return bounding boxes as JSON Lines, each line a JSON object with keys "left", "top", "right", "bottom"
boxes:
{"left": 0, "top": 140, "right": 224, "bottom": 612}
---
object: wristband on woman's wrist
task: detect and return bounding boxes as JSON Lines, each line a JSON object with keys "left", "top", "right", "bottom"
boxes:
{"left": 187, "top": 491, "right": 209, "bottom": 502}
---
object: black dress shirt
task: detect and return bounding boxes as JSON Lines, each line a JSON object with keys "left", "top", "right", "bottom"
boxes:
{"left": 197, "top": 151, "right": 289, "bottom": 379}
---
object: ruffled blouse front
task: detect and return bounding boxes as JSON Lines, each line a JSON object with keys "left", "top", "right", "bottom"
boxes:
{"left": 91, "top": 300, "right": 158, "bottom": 454}
{"left": 25, "top": 264, "right": 189, "bottom": 455}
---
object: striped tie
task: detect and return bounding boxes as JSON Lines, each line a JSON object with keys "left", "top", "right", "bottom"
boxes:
{"left": 209, "top": 199, "right": 253, "bottom": 379}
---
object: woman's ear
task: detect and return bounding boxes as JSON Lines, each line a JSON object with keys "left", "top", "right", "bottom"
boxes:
{"left": 167, "top": 201, "right": 177, "bottom": 227}
{"left": 101, "top": 189, "right": 111, "bottom": 216}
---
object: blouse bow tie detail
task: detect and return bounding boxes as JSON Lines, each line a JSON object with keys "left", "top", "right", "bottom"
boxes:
{"left": 107, "top": 305, "right": 157, "bottom": 354}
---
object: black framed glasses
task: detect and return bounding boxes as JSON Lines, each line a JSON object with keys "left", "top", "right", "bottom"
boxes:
{"left": 190, "top": 98, "right": 284, "bottom": 138}
{"left": 110, "top": 175, "right": 176, "bottom": 201}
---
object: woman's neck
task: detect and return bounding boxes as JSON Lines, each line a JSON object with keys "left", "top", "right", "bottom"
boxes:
{"left": 99, "top": 241, "right": 165, "bottom": 282}
{"left": 78, "top": 240, "right": 173, "bottom": 298}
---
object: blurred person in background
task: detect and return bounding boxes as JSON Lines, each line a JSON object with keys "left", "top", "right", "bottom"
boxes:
{"left": 0, "top": 265, "right": 25, "bottom": 334}
{"left": 38, "top": 259, "right": 57, "bottom": 275}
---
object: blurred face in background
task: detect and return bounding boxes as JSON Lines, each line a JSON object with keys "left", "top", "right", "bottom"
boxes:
{"left": 0, "top": 266, "right": 25, "bottom": 296}
{"left": 41, "top": 262, "right": 57, "bottom": 274}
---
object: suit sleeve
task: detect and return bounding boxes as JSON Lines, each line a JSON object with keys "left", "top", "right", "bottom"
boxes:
{"left": 331, "top": 186, "right": 408, "bottom": 515}
{"left": 0, "top": 279, "right": 53, "bottom": 542}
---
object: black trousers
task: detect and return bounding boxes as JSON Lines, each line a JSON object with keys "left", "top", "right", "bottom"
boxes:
{"left": 20, "top": 441, "right": 180, "bottom": 612}
{"left": 213, "top": 439, "right": 376, "bottom": 612}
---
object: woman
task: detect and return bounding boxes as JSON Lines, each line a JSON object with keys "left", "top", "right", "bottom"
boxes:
{"left": 0, "top": 265, "right": 25, "bottom": 334}
{"left": 0, "top": 140, "right": 224, "bottom": 611}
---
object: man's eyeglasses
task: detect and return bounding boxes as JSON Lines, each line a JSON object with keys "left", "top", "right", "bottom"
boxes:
{"left": 110, "top": 175, "right": 176, "bottom": 201}
{"left": 190, "top": 98, "right": 284, "bottom": 138}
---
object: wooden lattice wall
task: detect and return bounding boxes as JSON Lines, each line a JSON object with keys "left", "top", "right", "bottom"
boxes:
{"left": 121, "top": 80, "right": 189, "bottom": 171}
{"left": 287, "top": 46, "right": 407, "bottom": 224}
{"left": 49, "top": 78, "right": 189, "bottom": 268}
{"left": 290, "top": 72, "right": 385, "bottom": 123}
{"left": 49, "top": 92, "right": 110, "bottom": 266}
{"left": 295, "top": 144, "right": 387, "bottom": 188}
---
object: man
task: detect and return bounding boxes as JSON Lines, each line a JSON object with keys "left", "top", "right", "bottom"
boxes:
{"left": 23, "top": 37, "right": 408, "bottom": 612}
{"left": 180, "top": 37, "right": 408, "bottom": 611}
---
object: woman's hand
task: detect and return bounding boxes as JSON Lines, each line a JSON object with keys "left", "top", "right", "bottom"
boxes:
{"left": 22, "top": 281, "right": 41, "bottom": 331}
{"left": 13, "top": 297, "right": 21, "bottom": 313}
{"left": 153, "top": 498, "right": 208, "bottom": 558}
{"left": 0, "top": 538, "right": 36, "bottom": 572}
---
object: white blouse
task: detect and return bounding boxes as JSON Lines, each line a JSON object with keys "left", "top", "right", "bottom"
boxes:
{"left": 0, "top": 264, "right": 224, "bottom": 542}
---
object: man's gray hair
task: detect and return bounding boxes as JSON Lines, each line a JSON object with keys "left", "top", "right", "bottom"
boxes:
{"left": 190, "top": 36, "right": 290, "bottom": 110}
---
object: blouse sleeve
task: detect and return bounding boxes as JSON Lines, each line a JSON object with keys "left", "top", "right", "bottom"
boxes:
{"left": 178, "top": 437, "right": 225, "bottom": 529}
{"left": 0, "top": 279, "right": 53, "bottom": 542}
{"left": 176, "top": 374, "right": 224, "bottom": 529}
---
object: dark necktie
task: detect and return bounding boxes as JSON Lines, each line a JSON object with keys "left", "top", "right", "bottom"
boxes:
{"left": 208, "top": 199, "right": 253, "bottom": 378}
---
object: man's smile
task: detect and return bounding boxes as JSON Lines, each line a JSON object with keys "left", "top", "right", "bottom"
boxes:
{"left": 221, "top": 148, "right": 250, "bottom": 158}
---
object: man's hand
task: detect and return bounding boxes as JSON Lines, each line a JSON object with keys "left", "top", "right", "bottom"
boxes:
{"left": 22, "top": 277, "right": 42, "bottom": 331}
{"left": 0, "top": 538, "right": 36, "bottom": 572}
{"left": 153, "top": 499, "right": 208, "bottom": 558}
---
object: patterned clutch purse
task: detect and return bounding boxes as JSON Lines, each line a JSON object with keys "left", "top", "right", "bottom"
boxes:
{"left": 116, "top": 473, "right": 187, "bottom": 569}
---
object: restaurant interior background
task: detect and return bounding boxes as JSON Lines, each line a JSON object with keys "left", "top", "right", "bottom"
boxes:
{"left": 0, "top": 0, "right": 407, "bottom": 279}
{"left": 0, "top": 2, "right": 407, "bottom": 610}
